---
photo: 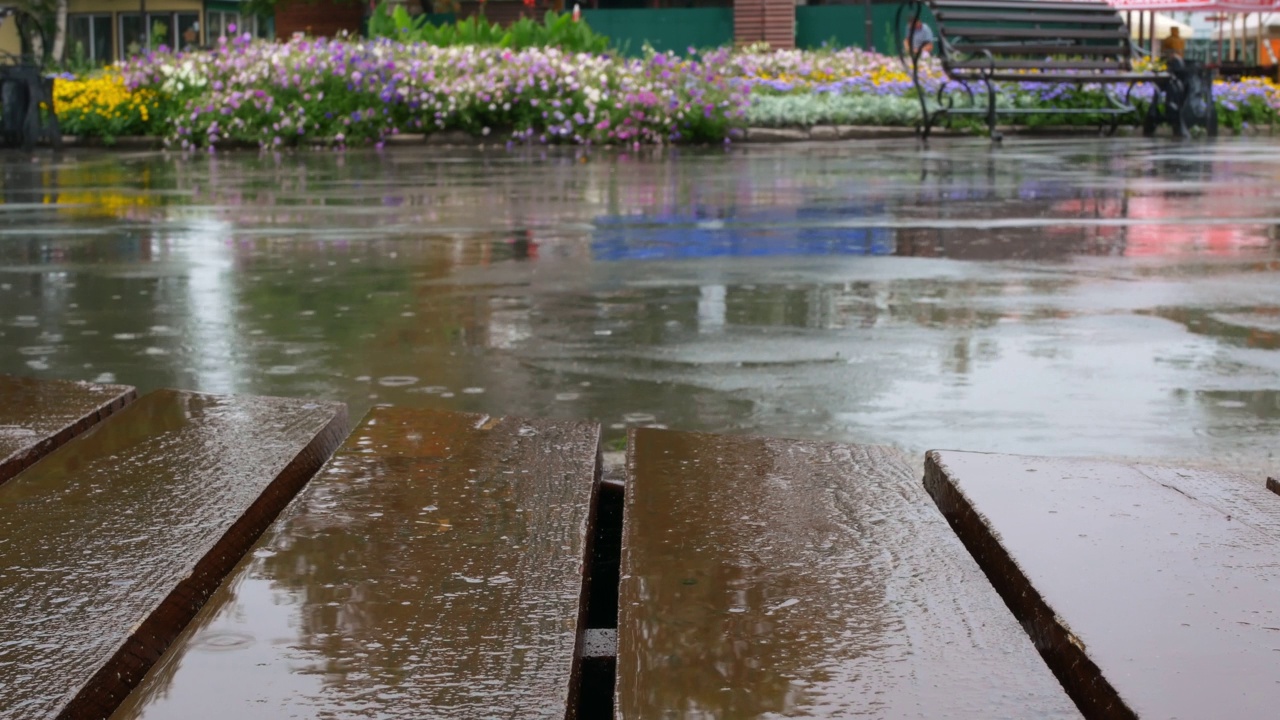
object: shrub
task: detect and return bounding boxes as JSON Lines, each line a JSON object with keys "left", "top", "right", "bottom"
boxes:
{"left": 367, "top": 4, "right": 610, "bottom": 54}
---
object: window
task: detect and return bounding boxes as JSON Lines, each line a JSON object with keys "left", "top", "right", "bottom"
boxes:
{"left": 120, "top": 12, "right": 200, "bottom": 55}
{"left": 120, "top": 14, "right": 144, "bottom": 56}
{"left": 68, "top": 14, "right": 113, "bottom": 65}
{"left": 207, "top": 11, "right": 240, "bottom": 39}
{"left": 207, "top": 11, "right": 273, "bottom": 41}
{"left": 177, "top": 13, "right": 200, "bottom": 50}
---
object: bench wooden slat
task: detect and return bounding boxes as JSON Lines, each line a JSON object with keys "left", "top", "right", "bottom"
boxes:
{"left": 933, "top": 0, "right": 1116, "bottom": 12}
{"left": 925, "top": 451, "right": 1280, "bottom": 718}
{"left": 0, "top": 389, "right": 347, "bottom": 720}
{"left": 941, "top": 26, "right": 1129, "bottom": 40}
{"left": 936, "top": 10, "right": 1124, "bottom": 25}
{"left": 114, "top": 407, "right": 601, "bottom": 720}
{"left": 616, "top": 429, "right": 1081, "bottom": 718}
{"left": 947, "top": 59, "right": 1128, "bottom": 71}
{"left": 0, "top": 374, "right": 135, "bottom": 486}
{"left": 950, "top": 42, "right": 1129, "bottom": 56}
{"left": 954, "top": 71, "right": 1153, "bottom": 82}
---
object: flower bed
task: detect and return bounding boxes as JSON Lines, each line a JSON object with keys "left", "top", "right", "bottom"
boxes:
{"left": 52, "top": 40, "right": 1280, "bottom": 147}
{"left": 731, "top": 48, "right": 1280, "bottom": 132}
{"left": 117, "top": 34, "right": 746, "bottom": 148}
{"left": 54, "top": 72, "right": 164, "bottom": 140}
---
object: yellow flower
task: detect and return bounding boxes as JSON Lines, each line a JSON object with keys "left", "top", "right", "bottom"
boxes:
{"left": 55, "top": 71, "right": 156, "bottom": 128}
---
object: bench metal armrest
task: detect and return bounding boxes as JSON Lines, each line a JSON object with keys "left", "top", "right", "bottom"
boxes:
{"left": 896, "top": 0, "right": 929, "bottom": 72}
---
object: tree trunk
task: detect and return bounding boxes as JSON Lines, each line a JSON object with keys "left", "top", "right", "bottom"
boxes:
{"left": 15, "top": 13, "right": 45, "bottom": 61}
{"left": 51, "top": 0, "right": 67, "bottom": 62}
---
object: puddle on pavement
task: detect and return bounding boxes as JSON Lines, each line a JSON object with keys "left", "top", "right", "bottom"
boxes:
{"left": 1, "top": 139, "right": 1278, "bottom": 480}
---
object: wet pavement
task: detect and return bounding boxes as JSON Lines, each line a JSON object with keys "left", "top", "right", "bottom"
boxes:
{"left": 1, "top": 138, "right": 1278, "bottom": 477}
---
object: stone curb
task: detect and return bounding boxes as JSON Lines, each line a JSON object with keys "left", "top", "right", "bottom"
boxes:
{"left": 59, "top": 135, "right": 165, "bottom": 149}
{"left": 742, "top": 124, "right": 1278, "bottom": 142}
{"left": 55, "top": 122, "right": 1276, "bottom": 150}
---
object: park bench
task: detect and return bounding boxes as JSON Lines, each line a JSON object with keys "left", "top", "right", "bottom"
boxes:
{"left": 0, "top": 384, "right": 348, "bottom": 719}
{"left": 114, "top": 406, "right": 604, "bottom": 720}
{"left": 898, "top": 0, "right": 1217, "bottom": 140}
{"left": 927, "top": 451, "right": 1280, "bottom": 717}
{"left": 0, "top": 374, "right": 133, "bottom": 485}
{"left": 615, "top": 428, "right": 1079, "bottom": 717}
{"left": 0, "top": 54, "right": 63, "bottom": 151}
{"left": 4, "top": 373, "right": 1280, "bottom": 718}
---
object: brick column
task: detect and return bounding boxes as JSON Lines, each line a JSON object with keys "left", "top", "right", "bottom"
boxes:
{"left": 275, "top": 0, "right": 365, "bottom": 40}
{"left": 734, "top": 0, "right": 794, "bottom": 50}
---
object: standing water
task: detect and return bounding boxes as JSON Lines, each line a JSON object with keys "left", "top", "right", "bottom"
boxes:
{"left": 1, "top": 138, "right": 1277, "bottom": 476}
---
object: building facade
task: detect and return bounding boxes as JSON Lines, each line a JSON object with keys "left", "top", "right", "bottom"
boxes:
{"left": 61, "top": 0, "right": 272, "bottom": 65}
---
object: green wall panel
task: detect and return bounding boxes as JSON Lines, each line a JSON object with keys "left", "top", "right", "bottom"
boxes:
{"left": 795, "top": 3, "right": 936, "bottom": 55}
{"left": 584, "top": 8, "right": 733, "bottom": 57}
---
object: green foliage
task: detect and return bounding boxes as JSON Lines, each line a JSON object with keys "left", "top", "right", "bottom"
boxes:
{"left": 368, "top": 3, "right": 610, "bottom": 53}
{"left": 1215, "top": 94, "right": 1277, "bottom": 132}
{"left": 57, "top": 41, "right": 100, "bottom": 76}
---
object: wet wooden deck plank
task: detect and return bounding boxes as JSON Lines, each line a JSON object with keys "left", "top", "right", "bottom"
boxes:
{"left": 617, "top": 429, "right": 1080, "bottom": 719}
{"left": 114, "top": 407, "right": 601, "bottom": 720}
{"left": 0, "top": 374, "right": 135, "bottom": 486}
{"left": 0, "top": 389, "right": 348, "bottom": 720}
{"left": 925, "top": 451, "right": 1280, "bottom": 720}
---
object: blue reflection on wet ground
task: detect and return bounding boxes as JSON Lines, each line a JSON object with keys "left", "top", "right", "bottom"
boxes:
{"left": 593, "top": 206, "right": 894, "bottom": 261}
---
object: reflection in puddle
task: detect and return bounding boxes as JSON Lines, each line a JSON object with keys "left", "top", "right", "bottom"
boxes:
{"left": 192, "top": 631, "right": 255, "bottom": 652}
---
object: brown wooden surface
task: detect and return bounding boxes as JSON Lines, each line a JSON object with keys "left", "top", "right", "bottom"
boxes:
{"left": 274, "top": 0, "right": 365, "bottom": 40}
{"left": 926, "top": 451, "right": 1280, "bottom": 720}
{"left": 616, "top": 429, "right": 1080, "bottom": 718}
{"left": 933, "top": 0, "right": 1115, "bottom": 12}
{"left": 948, "top": 71, "right": 1149, "bottom": 83}
{"left": 935, "top": 10, "right": 1123, "bottom": 25}
{"left": 942, "top": 26, "right": 1128, "bottom": 40}
{"left": 114, "top": 408, "right": 601, "bottom": 720}
{"left": 947, "top": 59, "right": 1127, "bottom": 71}
{"left": 0, "top": 374, "right": 135, "bottom": 486}
{"left": 0, "top": 389, "right": 347, "bottom": 720}
{"left": 733, "top": 0, "right": 793, "bottom": 50}
{"left": 950, "top": 42, "right": 1129, "bottom": 56}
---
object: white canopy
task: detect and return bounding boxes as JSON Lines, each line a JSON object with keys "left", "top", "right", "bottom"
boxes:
{"left": 1105, "top": 0, "right": 1278, "bottom": 10}
{"left": 1208, "top": 11, "right": 1280, "bottom": 38}
{"left": 1132, "top": 12, "right": 1196, "bottom": 38}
